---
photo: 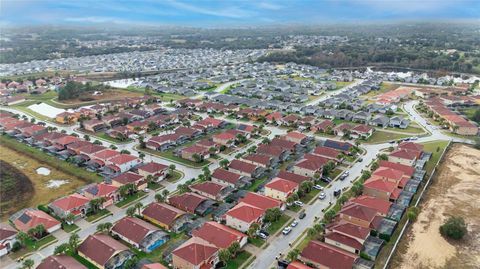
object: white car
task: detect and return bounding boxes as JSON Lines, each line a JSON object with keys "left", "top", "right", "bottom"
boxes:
{"left": 291, "top": 220, "right": 299, "bottom": 227}
{"left": 294, "top": 201, "right": 304, "bottom": 207}
{"left": 143, "top": 188, "right": 151, "bottom": 193}
{"left": 313, "top": 185, "right": 324, "bottom": 191}
{"left": 282, "top": 227, "right": 292, "bottom": 235}
{"left": 318, "top": 192, "right": 326, "bottom": 200}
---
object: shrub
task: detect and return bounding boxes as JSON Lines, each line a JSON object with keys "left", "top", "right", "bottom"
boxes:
{"left": 407, "top": 206, "right": 420, "bottom": 222}
{"left": 379, "top": 233, "right": 390, "bottom": 242}
{"left": 439, "top": 216, "right": 467, "bottom": 240}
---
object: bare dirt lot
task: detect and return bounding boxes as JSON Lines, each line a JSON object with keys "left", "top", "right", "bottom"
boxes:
{"left": 391, "top": 144, "right": 480, "bottom": 269}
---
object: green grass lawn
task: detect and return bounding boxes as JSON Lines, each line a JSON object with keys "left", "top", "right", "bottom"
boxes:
{"left": 225, "top": 251, "right": 252, "bottom": 269}
{"left": 334, "top": 81, "right": 354, "bottom": 89}
{"left": 166, "top": 170, "right": 183, "bottom": 183}
{"left": 420, "top": 140, "right": 450, "bottom": 175}
{"left": 248, "top": 236, "right": 266, "bottom": 248}
{"left": 115, "top": 192, "right": 148, "bottom": 208}
{"left": 300, "top": 188, "right": 320, "bottom": 204}
{"left": 62, "top": 223, "right": 80, "bottom": 233}
{"left": 85, "top": 209, "right": 112, "bottom": 222}
{"left": 247, "top": 178, "right": 266, "bottom": 192}
{"left": 362, "top": 82, "right": 399, "bottom": 98}
{"left": 92, "top": 131, "right": 132, "bottom": 144}
{"left": 0, "top": 135, "right": 102, "bottom": 183}
{"left": 139, "top": 147, "right": 210, "bottom": 168}
{"left": 266, "top": 214, "right": 291, "bottom": 234}
{"left": 11, "top": 235, "right": 57, "bottom": 259}
{"left": 71, "top": 252, "right": 100, "bottom": 269}
{"left": 147, "top": 181, "right": 164, "bottom": 191}
{"left": 125, "top": 86, "right": 185, "bottom": 102}
{"left": 365, "top": 131, "right": 411, "bottom": 144}
{"left": 383, "top": 125, "right": 425, "bottom": 134}
{"left": 11, "top": 103, "right": 55, "bottom": 123}
{"left": 329, "top": 168, "right": 344, "bottom": 180}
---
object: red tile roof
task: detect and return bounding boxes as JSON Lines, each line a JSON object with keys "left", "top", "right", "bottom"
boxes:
{"left": 226, "top": 202, "right": 264, "bottom": 223}
{"left": 169, "top": 192, "right": 207, "bottom": 213}
{"left": 349, "top": 195, "right": 392, "bottom": 216}
{"left": 172, "top": 238, "right": 218, "bottom": 266}
{"left": 0, "top": 224, "right": 17, "bottom": 241}
{"left": 398, "top": 142, "right": 424, "bottom": 152}
{"left": 84, "top": 183, "right": 118, "bottom": 198}
{"left": 351, "top": 124, "right": 373, "bottom": 133}
{"left": 287, "top": 261, "right": 313, "bottom": 269}
{"left": 257, "top": 144, "right": 285, "bottom": 157}
{"left": 93, "top": 149, "right": 120, "bottom": 160}
{"left": 389, "top": 148, "right": 418, "bottom": 161}
{"left": 239, "top": 192, "right": 282, "bottom": 210}
{"left": 212, "top": 168, "right": 242, "bottom": 185}
{"left": 242, "top": 153, "right": 271, "bottom": 166}
{"left": 277, "top": 171, "right": 310, "bottom": 184}
{"left": 78, "top": 234, "right": 130, "bottom": 267}
{"left": 271, "top": 138, "right": 297, "bottom": 150}
{"left": 325, "top": 231, "right": 363, "bottom": 250}
{"left": 37, "top": 254, "right": 87, "bottom": 269}
{"left": 142, "top": 264, "right": 169, "bottom": 269}
{"left": 142, "top": 202, "right": 185, "bottom": 227}
{"left": 265, "top": 178, "right": 298, "bottom": 194}
{"left": 50, "top": 193, "right": 91, "bottom": 211}
{"left": 192, "top": 221, "right": 246, "bottom": 249}
{"left": 112, "top": 172, "right": 144, "bottom": 185}
{"left": 13, "top": 209, "right": 60, "bottom": 232}
{"left": 138, "top": 162, "right": 168, "bottom": 174}
{"left": 111, "top": 217, "right": 160, "bottom": 244}
{"left": 300, "top": 240, "right": 357, "bottom": 269}
{"left": 190, "top": 182, "right": 226, "bottom": 197}
{"left": 329, "top": 221, "right": 371, "bottom": 241}
{"left": 312, "top": 146, "right": 341, "bottom": 159}
{"left": 378, "top": 160, "right": 415, "bottom": 176}
{"left": 372, "top": 167, "right": 406, "bottom": 181}
{"left": 364, "top": 178, "right": 397, "bottom": 194}
{"left": 213, "top": 132, "right": 236, "bottom": 141}
{"left": 229, "top": 159, "right": 258, "bottom": 174}
{"left": 340, "top": 204, "right": 379, "bottom": 223}
{"left": 108, "top": 154, "right": 139, "bottom": 165}
{"left": 285, "top": 131, "right": 307, "bottom": 140}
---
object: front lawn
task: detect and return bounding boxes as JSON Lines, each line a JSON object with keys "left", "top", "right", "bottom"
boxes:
{"left": 266, "top": 214, "right": 291, "bottom": 234}
{"left": 62, "top": 223, "right": 80, "bottom": 233}
{"left": 420, "top": 140, "right": 450, "bottom": 174}
{"left": 247, "top": 178, "right": 266, "bottom": 192}
{"left": 365, "top": 131, "right": 410, "bottom": 144}
{"left": 85, "top": 209, "right": 112, "bottom": 222}
{"left": 300, "top": 188, "right": 321, "bottom": 204}
{"left": 225, "top": 251, "right": 252, "bottom": 269}
{"left": 115, "top": 192, "right": 147, "bottom": 208}
{"left": 166, "top": 170, "right": 183, "bottom": 183}
{"left": 11, "top": 234, "right": 57, "bottom": 259}
{"left": 71, "top": 252, "right": 100, "bottom": 269}
{"left": 329, "top": 168, "right": 344, "bottom": 180}
{"left": 147, "top": 181, "right": 164, "bottom": 191}
{"left": 138, "top": 147, "right": 210, "bottom": 168}
{"left": 248, "top": 237, "right": 266, "bottom": 248}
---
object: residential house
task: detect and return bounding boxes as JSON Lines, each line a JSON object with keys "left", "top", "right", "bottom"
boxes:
{"left": 351, "top": 125, "right": 374, "bottom": 139}
{"left": 171, "top": 237, "right": 219, "bottom": 269}
{"left": 142, "top": 202, "right": 189, "bottom": 232}
{"left": 293, "top": 154, "right": 329, "bottom": 177}
{"left": 325, "top": 222, "right": 371, "bottom": 255}
{"left": 83, "top": 119, "right": 107, "bottom": 133}
{"left": 211, "top": 168, "right": 248, "bottom": 188}
{"left": 37, "top": 255, "right": 87, "bottom": 269}
{"left": 79, "top": 183, "right": 120, "bottom": 208}
{"left": 106, "top": 154, "right": 142, "bottom": 173}
{"left": 352, "top": 111, "right": 371, "bottom": 123}
{"left": 283, "top": 131, "right": 308, "bottom": 144}
{"left": 276, "top": 171, "right": 310, "bottom": 185}
{"left": 256, "top": 144, "right": 290, "bottom": 162}
{"left": 168, "top": 192, "right": 214, "bottom": 216}
{"left": 311, "top": 120, "right": 334, "bottom": 133}
{"left": 137, "top": 162, "right": 168, "bottom": 181}
{"left": 189, "top": 181, "right": 230, "bottom": 201}
{"left": 228, "top": 159, "right": 262, "bottom": 179}
{"left": 338, "top": 204, "right": 383, "bottom": 230}
{"left": 242, "top": 153, "right": 277, "bottom": 169}
{"left": 111, "top": 172, "right": 147, "bottom": 190}
{"left": 212, "top": 132, "right": 236, "bottom": 147}
{"left": 334, "top": 123, "right": 354, "bottom": 137}
{"left": 111, "top": 217, "right": 169, "bottom": 253}
{"left": 180, "top": 145, "right": 210, "bottom": 162}
{"left": 264, "top": 178, "right": 299, "bottom": 202}
{"left": 369, "top": 115, "right": 390, "bottom": 128}
{"left": 312, "top": 146, "right": 342, "bottom": 162}
{"left": 225, "top": 202, "right": 265, "bottom": 232}
{"left": 0, "top": 224, "right": 17, "bottom": 257}
{"left": 48, "top": 193, "right": 91, "bottom": 220}
{"left": 191, "top": 221, "right": 248, "bottom": 249}
{"left": 389, "top": 116, "right": 410, "bottom": 129}
{"left": 299, "top": 240, "right": 358, "bottom": 269}
{"left": 11, "top": 208, "right": 61, "bottom": 233}
{"left": 78, "top": 234, "right": 134, "bottom": 269}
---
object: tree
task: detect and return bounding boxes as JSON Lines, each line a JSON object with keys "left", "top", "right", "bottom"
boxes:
{"left": 286, "top": 196, "right": 295, "bottom": 205}
{"left": 351, "top": 181, "right": 363, "bottom": 196}
{"left": 264, "top": 208, "right": 282, "bottom": 223}
{"left": 218, "top": 249, "right": 232, "bottom": 265}
{"left": 22, "top": 259, "right": 34, "bottom": 269}
{"left": 120, "top": 149, "right": 131, "bottom": 154}
{"left": 247, "top": 223, "right": 260, "bottom": 237}
{"left": 324, "top": 209, "right": 337, "bottom": 223}
{"left": 177, "top": 183, "right": 189, "bottom": 194}
{"left": 54, "top": 243, "right": 70, "bottom": 255}
{"left": 440, "top": 216, "right": 467, "bottom": 240}
{"left": 300, "top": 181, "right": 314, "bottom": 193}
{"left": 134, "top": 202, "right": 143, "bottom": 215}
{"left": 68, "top": 232, "right": 80, "bottom": 253}
{"left": 169, "top": 164, "right": 176, "bottom": 174}
{"left": 110, "top": 144, "right": 118, "bottom": 150}
{"left": 220, "top": 159, "right": 229, "bottom": 168}
{"left": 123, "top": 256, "right": 139, "bottom": 269}
{"left": 228, "top": 241, "right": 240, "bottom": 258}
{"left": 138, "top": 152, "right": 145, "bottom": 161}
{"left": 155, "top": 193, "right": 166, "bottom": 203}
{"left": 287, "top": 249, "right": 300, "bottom": 262}
{"left": 307, "top": 227, "right": 317, "bottom": 237}
{"left": 378, "top": 154, "right": 388, "bottom": 161}
{"left": 126, "top": 206, "right": 136, "bottom": 217}
{"left": 17, "top": 231, "right": 30, "bottom": 247}
{"left": 370, "top": 161, "right": 379, "bottom": 171}
{"left": 407, "top": 207, "right": 420, "bottom": 222}
{"left": 93, "top": 140, "right": 102, "bottom": 145}
{"left": 96, "top": 222, "right": 112, "bottom": 233}
{"left": 322, "top": 161, "right": 336, "bottom": 176}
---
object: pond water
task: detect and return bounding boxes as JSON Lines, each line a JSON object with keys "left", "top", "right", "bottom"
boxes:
{"left": 45, "top": 179, "right": 70, "bottom": 189}
{"left": 36, "top": 167, "right": 51, "bottom": 175}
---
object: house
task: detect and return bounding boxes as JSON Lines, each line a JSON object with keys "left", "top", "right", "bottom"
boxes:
{"left": 180, "top": 145, "right": 210, "bottom": 162}
{"left": 334, "top": 123, "right": 354, "bottom": 137}
{"left": 111, "top": 217, "right": 170, "bottom": 253}
{"left": 91, "top": 149, "right": 120, "bottom": 168}
{"left": 256, "top": 144, "right": 290, "bottom": 162}
{"left": 389, "top": 116, "right": 410, "bottom": 129}
{"left": 265, "top": 111, "right": 283, "bottom": 124}
{"left": 351, "top": 124, "right": 374, "bottom": 139}
{"left": 270, "top": 138, "right": 299, "bottom": 153}
{"left": 11, "top": 208, "right": 61, "bottom": 233}
{"left": 283, "top": 131, "right": 308, "bottom": 144}
{"left": 352, "top": 111, "right": 371, "bottom": 123}
{"left": 338, "top": 204, "right": 383, "bottom": 230}
{"left": 325, "top": 222, "right": 371, "bottom": 254}
{"left": 172, "top": 237, "right": 219, "bottom": 269}
{"left": 142, "top": 202, "right": 189, "bottom": 232}
{"left": 141, "top": 263, "right": 169, "bottom": 269}
{"left": 111, "top": 172, "right": 146, "bottom": 190}
{"left": 83, "top": 119, "right": 107, "bottom": 133}
{"left": 242, "top": 153, "right": 277, "bottom": 168}
{"left": 107, "top": 154, "right": 141, "bottom": 173}
{"left": 225, "top": 202, "right": 265, "bottom": 232}
{"left": 147, "top": 134, "right": 185, "bottom": 151}
{"left": 369, "top": 115, "right": 390, "bottom": 128}
{"left": 78, "top": 234, "right": 134, "bottom": 269}
{"left": 0, "top": 224, "right": 17, "bottom": 257}
{"left": 378, "top": 160, "right": 415, "bottom": 177}
{"left": 279, "top": 114, "right": 300, "bottom": 126}
{"left": 189, "top": 181, "right": 230, "bottom": 201}
{"left": 388, "top": 149, "right": 419, "bottom": 166}
{"left": 212, "top": 132, "right": 236, "bottom": 146}
{"left": 239, "top": 192, "right": 283, "bottom": 211}
{"left": 299, "top": 240, "right": 358, "bottom": 269}
{"left": 211, "top": 168, "right": 247, "bottom": 188}
{"left": 192, "top": 221, "right": 248, "bottom": 249}
{"left": 175, "top": 127, "right": 202, "bottom": 139}
{"left": 277, "top": 171, "right": 310, "bottom": 185}
{"left": 37, "top": 254, "right": 87, "bottom": 269}
{"left": 312, "top": 146, "right": 342, "bottom": 162}
{"left": 293, "top": 155, "right": 329, "bottom": 177}
{"left": 228, "top": 159, "right": 262, "bottom": 179}
{"left": 323, "top": 139, "right": 353, "bottom": 153}
{"left": 264, "top": 178, "right": 299, "bottom": 201}
{"left": 79, "top": 183, "right": 120, "bottom": 208}
{"left": 137, "top": 162, "right": 168, "bottom": 181}
{"left": 287, "top": 261, "right": 313, "bottom": 269}
{"left": 55, "top": 111, "right": 79, "bottom": 124}
{"left": 311, "top": 120, "right": 334, "bottom": 133}
{"left": 49, "top": 193, "right": 91, "bottom": 220}
{"left": 168, "top": 192, "right": 213, "bottom": 216}
{"left": 347, "top": 195, "right": 392, "bottom": 217}
{"left": 195, "top": 117, "right": 225, "bottom": 131}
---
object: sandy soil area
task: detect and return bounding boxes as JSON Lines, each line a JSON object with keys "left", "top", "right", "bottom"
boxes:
{"left": 393, "top": 144, "right": 480, "bottom": 269}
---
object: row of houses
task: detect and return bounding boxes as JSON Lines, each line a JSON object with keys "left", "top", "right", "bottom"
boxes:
{"left": 295, "top": 142, "right": 429, "bottom": 269}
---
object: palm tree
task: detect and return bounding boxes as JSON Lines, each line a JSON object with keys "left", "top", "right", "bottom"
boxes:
{"left": 69, "top": 233, "right": 80, "bottom": 253}
{"left": 227, "top": 241, "right": 240, "bottom": 258}
{"left": 126, "top": 206, "right": 136, "bottom": 217}
{"left": 16, "top": 231, "right": 30, "bottom": 247}
{"left": 162, "top": 189, "right": 169, "bottom": 197}
{"left": 54, "top": 243, "right": 70, "bottom": 255}
{"left": 155, "top": 193, "right": 165, "bottom": 203}
{"left": 219, "top": 159, "right": 229, "bottom": 168}
{"left": 22, "top": 258, "right": 34, "bottom": 269}
{"left": 134, "top": 202, "right": 143, "bottom": 215}
{"left": 218, "top": 249, "right": 231, "bottom": 265}
{"left": 287, "top": 249, "right": 300, "bottom": 262}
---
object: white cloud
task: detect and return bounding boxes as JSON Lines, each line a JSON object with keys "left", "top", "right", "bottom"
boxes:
{"left": 257, "top": 2, "right": 284, "bottom": 10}
{"left": 165, "top": 0, "right": 255, "bottom": 18}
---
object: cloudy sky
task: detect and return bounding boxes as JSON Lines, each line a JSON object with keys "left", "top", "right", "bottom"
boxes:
{"left": 1, "top": 0, "right": 478, "bottom": 27}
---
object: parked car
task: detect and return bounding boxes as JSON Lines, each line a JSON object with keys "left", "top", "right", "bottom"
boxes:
{"left": 318, "top": 192, "right": 326, "bottom": 200}
{"left": 294, "top": 201, "right": 304, "bottom": 207}
{"left": 258, "top": 233, "right": 267, "bottom": 240}
{"left": 299, "top": 212, "right": 306, "bottom": 219}
{"left": 282, "top": 227, "right": 292, "bottom": 235}
{"left": 333, "top": 189, "right": 342, "bottom": 197}
{"left": 313, "top": 184, "right": 324, "bottom": 190}
{"left": 143, "top": 188, "right": 151, "bottom": 193}
{"left": 291, "top": 220, "right": 299, "bottom": 227}
{"left": 277, "top": 259, "right": 290, "bottom": 269}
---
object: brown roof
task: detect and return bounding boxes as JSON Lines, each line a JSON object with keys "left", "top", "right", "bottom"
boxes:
{"left": 0, "top": 223, "right": 17, "bottom": 241}
{"left": 192, "top": 221, "right": 246, "bottom": 249}
{"left": 78, "top": 234, "right": 130, "bottom": 267}
{"left": 212, "top": 168, "right": 242, "bottom": 185}
{"left": 190, "top": 182, "right": 226, "bottom": 197}
{"left": 111, "top": 217, "right": 160, "bottom": 244}
{"left": 277, "top": 171, "right": 310, "bottom": 184}
{"left": 169, "top": 192, "right": 207, "bottom": 213}
{"left": 242, "top": 153, "right": 272, "bottom": 166}
{"left": 300, "top": 240, "right": 357, "bottom": 269}
{"left": 172, "top": 237, "right": 218, "bottom": 266}
{"left": 239, "top": 192, "right": 282, "bottom": 210}
{"left": 138, "top": 162, "right": 168, "bottom": 174}
{"left": 229, "top": 159, "right": 258, "bottom": 174}
{"left": 256, "top": 144, "right": 285, "bottom": 157}
{"left": 142, "top": 202, "right": 186, "bottom": 227}
{"left": 270, "top": 138, "right": 297, "bottom": 150}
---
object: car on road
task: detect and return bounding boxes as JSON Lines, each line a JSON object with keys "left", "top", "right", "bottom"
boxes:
{"left": 277, "top": 260, "right": 290, "bottom": 268}
{"left": 291, "top": 220, "right": 299, "bottom": 227}
{"left": 313, "top": 184, "right": 324, "bottom": 190}
{"left": 143, "top": 188, "right": 150, "bottom": 193}
{"left": 318, "top": 192, "right": 326, "bottom": 200}
{"left": 294, "top": 201, "right": 304, "bottom": 207}
{"left": 282, "top": 227, "right": 292, "bottom": 235}
{"left": 299, "top": 212, "right": 306, "bottom": 219}
{"left": 333, "top": 189, "right": 342, "bottom": 197}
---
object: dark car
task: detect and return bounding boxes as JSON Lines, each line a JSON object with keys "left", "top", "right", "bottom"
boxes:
{"left": 278, "top": 259, "right": 290, "bottom": 268}
{"left": 334, "top": 189, "right": 342, "bottom": 197}
{"left": 299, "top": 211, "right": 306, "bottom": 219}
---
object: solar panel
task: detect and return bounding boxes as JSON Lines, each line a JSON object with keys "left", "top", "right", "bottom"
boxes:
{"left": 18, "top": 213, "right": 31, "bottom": 224}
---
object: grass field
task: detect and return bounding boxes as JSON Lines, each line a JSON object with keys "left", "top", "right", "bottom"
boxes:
{"left": 166, "top": 170, "right": 184, "bottom": 183}
{"left": 85, "top": 209, "right": 112, "bottom": 222}
{"left": 115, "top": 192, "right": 148, "bottom": 208}
{"left": 0, "top": 137, "right": 99, "bottom": 221}
{"left": 266, "top": 214, "right": 291, "bottom": 234}
{"left": 225, "top": 251, "right": 252, "bottom": 269}
{"left": 365, "top": 130, "right": 411, "bottom": 144}
{"left": 10, "top": 234, "right": 57, "bottom": 259}
{"left": 248, "top": 237, "right": 266, "bottom": 248}
{"left": 125, "top": 86, "right": 185, "bottom": 102}
{"left": 420, "top": 140, "right": 450, "bottom": 174}
{"left": 362, "top": 82, "right": 399, "bottom": 98}
{"left": 138, "top": 147, "right": 210, "bottom": 168}
{"left": 382, "top": 124, "right": 425, "bottom": 134}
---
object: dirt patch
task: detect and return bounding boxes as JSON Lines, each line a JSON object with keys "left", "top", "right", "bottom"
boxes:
{"left": 0, "top": 145, "right": 88, "bottom": 221}
{"left": 391, "top": 144, "right": 480, "bottom": 269}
